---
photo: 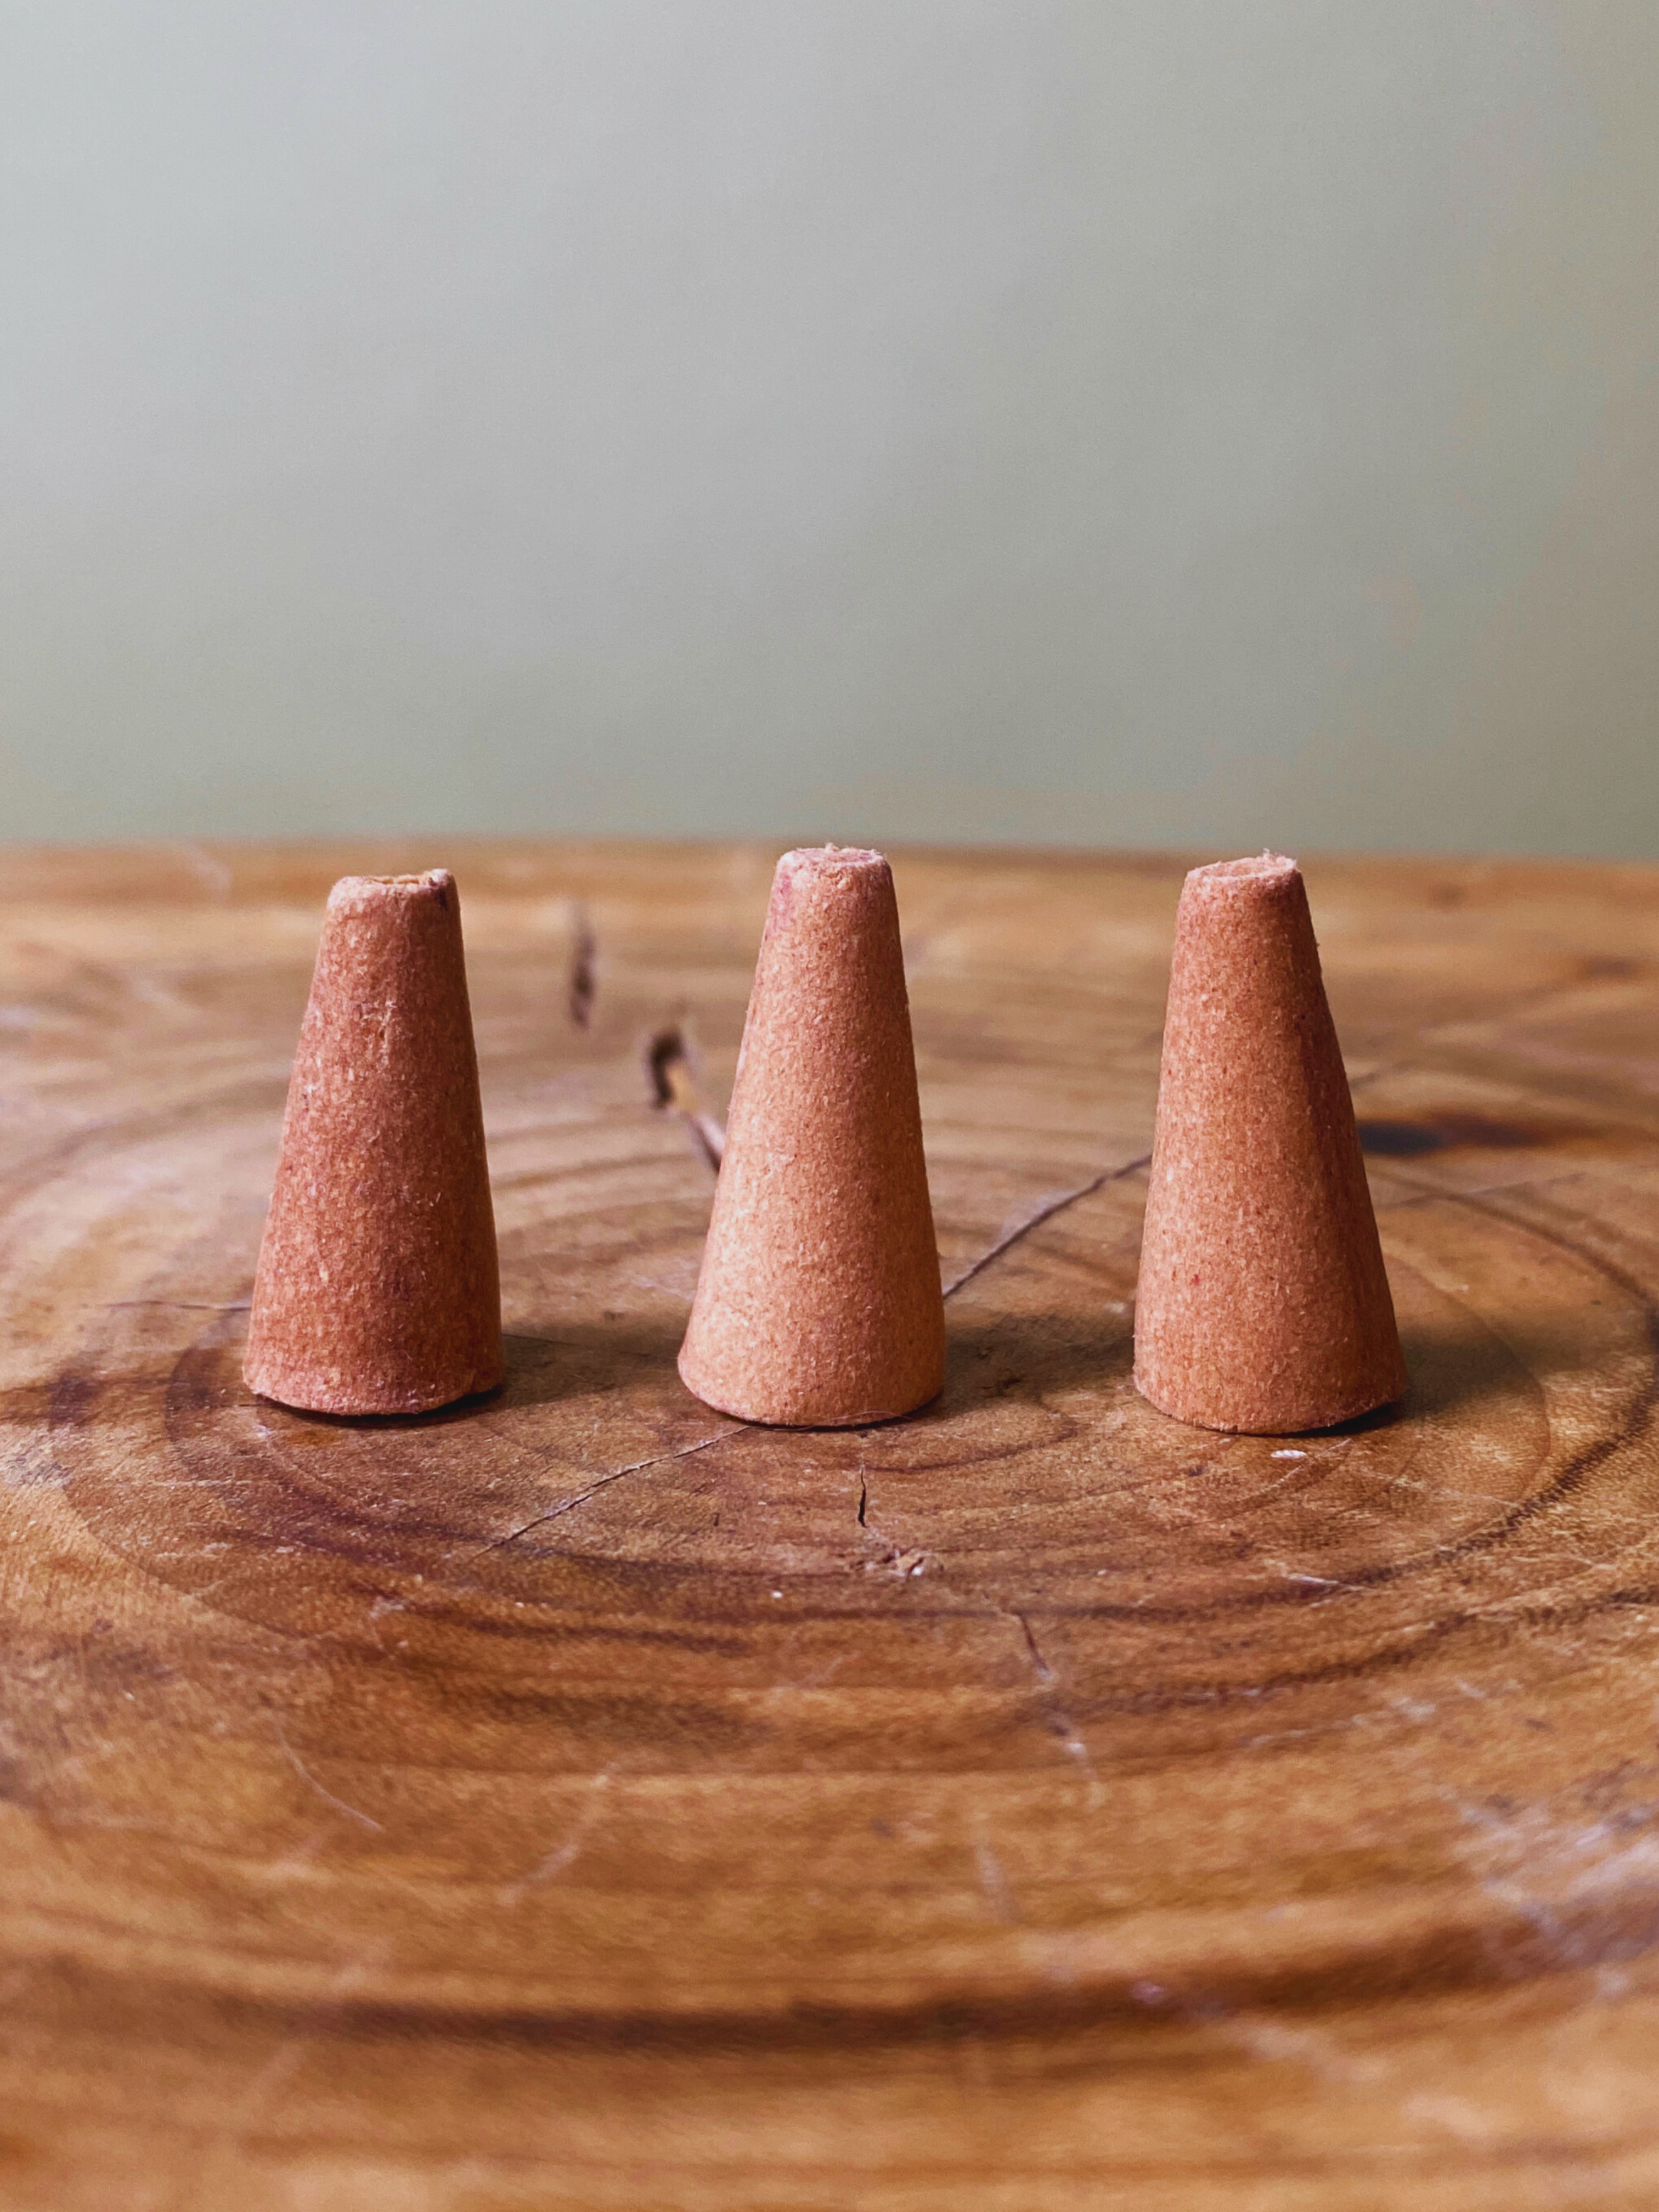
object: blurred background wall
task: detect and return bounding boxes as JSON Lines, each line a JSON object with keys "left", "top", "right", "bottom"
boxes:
{"left": 1, "top": 0, "right": 1654, "bottom": 855}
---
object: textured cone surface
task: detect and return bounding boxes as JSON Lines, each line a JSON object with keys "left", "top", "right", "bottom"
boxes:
{"left": 1134, "top": 855, "right": 1407, "bottom": 1433}
{"left": 244, "top": 872, "right": 503, "bottom": 1415}
{"left": 679, "top": 848, "right": 945, "bottom": 1426}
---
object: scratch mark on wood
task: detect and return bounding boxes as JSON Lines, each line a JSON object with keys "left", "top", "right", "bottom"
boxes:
{"left": 974, "top": 1837, "right": 1019, "bottom": 1923}
{"left": 273, "top": 1720, "right": 382, "bottom": 1833}
{"left": 499, "top": 1772, "right": 614, "bottom": 1904}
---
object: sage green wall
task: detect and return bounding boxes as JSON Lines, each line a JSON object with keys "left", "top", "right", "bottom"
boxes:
{"left": 2, "top": 2, "right": 1655, "bottom": 854}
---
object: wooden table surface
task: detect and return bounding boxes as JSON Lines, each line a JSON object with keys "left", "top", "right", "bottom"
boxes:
{"left": 4, "top": 841, "right": 1659, "bottom": 2210}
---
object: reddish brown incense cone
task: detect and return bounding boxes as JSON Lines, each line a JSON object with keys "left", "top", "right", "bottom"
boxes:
{"left": 679, "top": 847, "right": 945, "bottom": 1426}
{"left": 244, "top": 871, "right": 503, "bottom": 1415}
{"left": 1134, "top": 854, "right": 1406, "bottom": 1434}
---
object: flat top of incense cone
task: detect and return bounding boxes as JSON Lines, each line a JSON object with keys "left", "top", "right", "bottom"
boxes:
{"left": 1184, "top": 851, "right": 1299, "bottom": 895}
{"left": 328, "top": 869, "right": 454, "bottom": 912}
{"left": 778, "top": 845, "right": 887, "bottom": 876}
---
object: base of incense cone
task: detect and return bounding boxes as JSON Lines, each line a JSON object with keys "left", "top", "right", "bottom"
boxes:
{"left": 1133, "top": 853, "right": 1407, "bottom": 1435}
{"left": 678, "top": 846, "right": 946, "bottom": 1427}
{"left": 1132, "top": 1367, "right": 1400, "bottom": 1437}
{"left": 244, "top": 871, "right": 504, "bottom": 1417}
{"left": 675, "top": 1373, "right": 940, "bottom": 1431}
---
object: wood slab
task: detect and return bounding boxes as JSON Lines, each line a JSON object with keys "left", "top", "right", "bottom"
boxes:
{"left": 3, "top": 840, "right": 1659, "bottom": 2210}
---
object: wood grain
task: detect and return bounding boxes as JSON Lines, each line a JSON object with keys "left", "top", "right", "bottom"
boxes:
{"left": 3, "top": 840, "right": 1659, "bottom": 2209}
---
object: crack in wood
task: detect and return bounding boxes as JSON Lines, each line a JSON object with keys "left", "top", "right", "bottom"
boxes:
{"left": 568, "top": 909, "right": 597, "bottom": 1030}
{"left": 467, "top": 1429, "right": 738, "bottom": 1560}
{"left": 943, "top": 1154, "right": 1151, "bottom": 1299}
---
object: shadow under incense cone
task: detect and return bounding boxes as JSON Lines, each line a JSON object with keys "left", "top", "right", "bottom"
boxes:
{"left": 1133, "top": 853, "right": 1407, "bottom": 1434}
{"left": 678, "top": 845, "right": 945, "bottom": 1427}
{"left": 244, "top": 870, "right": 503, "bottom": 1416}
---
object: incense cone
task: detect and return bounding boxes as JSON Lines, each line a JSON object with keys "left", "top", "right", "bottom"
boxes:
{"left": 679, "top": 847, "right": 945, "bottom": 1426}
{"left": 244, "top": 871, "right": 503, "bottom": 1415}
{"left": 1134, "top": 854, "right": 1406, "bottom": 1433}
